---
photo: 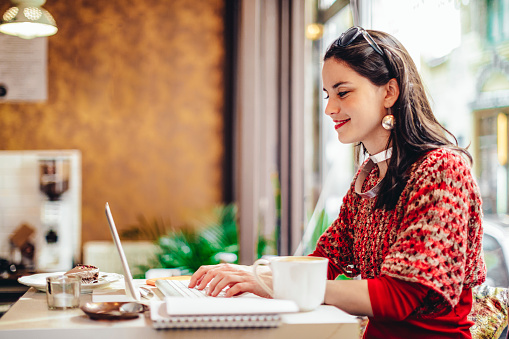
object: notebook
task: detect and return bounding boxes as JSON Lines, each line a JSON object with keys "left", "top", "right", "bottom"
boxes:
{"left": 104, "top": 202, "right": 141, "bottom": 301}
{"left": 151, "top": 297, "right": 299, "bottom": 329}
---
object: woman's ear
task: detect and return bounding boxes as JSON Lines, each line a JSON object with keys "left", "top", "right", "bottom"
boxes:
{"left": 384, "top": 78, "right": 400, "bottom": 108}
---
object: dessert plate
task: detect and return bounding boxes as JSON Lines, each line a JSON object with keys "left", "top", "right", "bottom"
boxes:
{"left": 18, "top": 272, "right": 123, "bottom": 293}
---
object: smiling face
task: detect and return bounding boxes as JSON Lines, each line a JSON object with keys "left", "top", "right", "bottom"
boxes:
{"left": 322, "top": 58, "right": 392, "bottom": 154}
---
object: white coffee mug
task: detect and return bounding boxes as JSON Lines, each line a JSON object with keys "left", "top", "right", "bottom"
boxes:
{"left": 252, "top": 256, "right": 328, "bottom": 312}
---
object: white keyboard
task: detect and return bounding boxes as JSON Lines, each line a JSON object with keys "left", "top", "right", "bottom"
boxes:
{"left": 155, "top": 279, "right": 226, "bottom": 298}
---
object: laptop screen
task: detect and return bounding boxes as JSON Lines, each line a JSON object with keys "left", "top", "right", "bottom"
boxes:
{"left": 105, "top": 202, "right": 141, "bottom": 301}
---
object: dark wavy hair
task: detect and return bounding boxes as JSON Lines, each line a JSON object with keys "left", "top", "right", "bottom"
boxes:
{"left": 324, "top": 28, "right": 471, "bottom": 210}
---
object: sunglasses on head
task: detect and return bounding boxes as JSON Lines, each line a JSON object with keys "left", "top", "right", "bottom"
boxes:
{"left": 335, "top": 26, "right": 384, "bottom": 57}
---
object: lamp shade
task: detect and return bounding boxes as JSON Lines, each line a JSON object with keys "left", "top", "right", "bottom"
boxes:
{"left": 0, "top": 0, "right": 57, "bottom": 39}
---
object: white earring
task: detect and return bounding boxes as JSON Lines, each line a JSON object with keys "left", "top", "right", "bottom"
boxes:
{"left": 382, "top": 110, "right": 395, "bottom": 130}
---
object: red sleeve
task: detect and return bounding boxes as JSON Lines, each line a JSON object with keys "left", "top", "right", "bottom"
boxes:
{"left": 368, "top": 276, "right": 430, "bottom": 321}
{"left": 308, "top": 246, "right": 343, "bottom": 280}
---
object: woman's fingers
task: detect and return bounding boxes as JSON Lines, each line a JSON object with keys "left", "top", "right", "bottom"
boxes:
{"left": 209, "top": 271, "right": 272, "bottom": 298}
{"left": 188, "top": 263, "right": 272, "bottom": 298}
{"left": 188, "top": 265, "right": 211, "bottom": 288}
{"left": 224, "top": 282, "right": 254, "bottom": 297}
{"left": 188, "top": 264, "right": 238, "bottom": 289}
{"left": 208, "top": 272, "right": 239, "bottom": 296}
{"left": 206, "top": 270, "right": 255, "bottom": 297}
{"left": 224, "top": 279, "right": 272, "bottom": 298}
{"left": 199, "top": 264, "right": 240, "bottom": 291}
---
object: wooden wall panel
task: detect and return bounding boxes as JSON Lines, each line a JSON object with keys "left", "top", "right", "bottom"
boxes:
{"left": 0, "top": 0, "right": 226, "bottom": 245}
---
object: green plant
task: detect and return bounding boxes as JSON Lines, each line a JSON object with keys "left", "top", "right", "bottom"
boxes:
{"left": 132, "top": 204, "right": 240, "bottom": 277}
{"left": 272, "top": 172, "right": 281, "bottom": 255}
{"left": 257, "top": 232, "right": 277, "bottom": 259}
{"left": 304, "top": 209, "right": 331, "bottom": 255}
{"left": 304, "top": 209, "right": 350, "bottom": 281}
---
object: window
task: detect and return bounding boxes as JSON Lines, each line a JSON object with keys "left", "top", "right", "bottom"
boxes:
{"left": 487, "top": 0, "right": 509, "bottom": 44}
{"left": 300, "top": 1, "right": 353, "bottom": 254}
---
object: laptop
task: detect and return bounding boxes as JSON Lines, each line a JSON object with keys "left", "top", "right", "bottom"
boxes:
{"left": 105, "top": 202, "right": 142, "bottom": 301}
{"left": 105, "top": 202, "right": 299, "bottom": 321}
{"left": 105, "top": 202, "right": 206, "bottom": 300}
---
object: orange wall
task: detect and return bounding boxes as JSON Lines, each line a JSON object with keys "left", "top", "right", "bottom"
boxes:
{"left": 0, "top": 0, "right": 226, "bottom": 245}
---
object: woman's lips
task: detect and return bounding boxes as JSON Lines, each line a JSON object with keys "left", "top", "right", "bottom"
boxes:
{"left": 334, "top": 119, "right": 350, "bottom": 130}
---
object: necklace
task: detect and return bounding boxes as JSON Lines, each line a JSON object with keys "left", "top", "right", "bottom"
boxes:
{"left": 354, "top": 148, "right": 392, "bottom": 199}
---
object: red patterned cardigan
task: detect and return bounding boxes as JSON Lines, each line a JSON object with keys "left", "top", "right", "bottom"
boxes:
{"left": 314, "top": 148, "right": 486, "bottom": 316}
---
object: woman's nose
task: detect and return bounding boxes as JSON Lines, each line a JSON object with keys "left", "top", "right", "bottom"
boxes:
{"left": 324, "top": 99, "right": 339, "bottom": 117}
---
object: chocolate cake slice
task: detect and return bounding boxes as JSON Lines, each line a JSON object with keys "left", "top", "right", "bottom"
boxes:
{"left": 65, "top": 264, "right": 99, "bottom": 283}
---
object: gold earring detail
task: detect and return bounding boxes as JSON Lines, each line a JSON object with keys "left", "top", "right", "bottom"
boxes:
{"left": 382, "top": 114, "right": 395, "bottom": 130}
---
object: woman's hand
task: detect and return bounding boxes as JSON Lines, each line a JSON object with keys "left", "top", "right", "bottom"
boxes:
{"left": 188, "top": 263, "right": 272, "bottom": 298}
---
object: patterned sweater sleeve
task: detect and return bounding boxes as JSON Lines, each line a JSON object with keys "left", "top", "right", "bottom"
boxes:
{"left": 380, "top": 149, "right": 485, "bottom": 314}
{"left": 314, "top": 187, "right": 360, "bottom": 278}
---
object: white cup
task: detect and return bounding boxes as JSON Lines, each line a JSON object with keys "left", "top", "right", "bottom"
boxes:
{"left": 252, "top": 256, "right": 328, "bottom": 312}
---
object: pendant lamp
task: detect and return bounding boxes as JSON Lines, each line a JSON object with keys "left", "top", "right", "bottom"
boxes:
{"left": 0, "top": 0, "right": 57, "bottom": 39}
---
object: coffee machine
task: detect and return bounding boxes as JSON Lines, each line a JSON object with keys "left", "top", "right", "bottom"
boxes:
{"left": 36, "top": 156, "right": 77, "bottom": 271}
{"left": 0, "top": 150, "right": 81, "bottom": 273}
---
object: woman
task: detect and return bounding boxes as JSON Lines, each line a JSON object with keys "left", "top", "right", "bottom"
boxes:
{"left": 189, "top": 27, "right": 486, "bottom": 338}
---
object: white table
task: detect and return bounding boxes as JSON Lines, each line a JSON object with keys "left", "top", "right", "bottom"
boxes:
{"left": 0, "top": 279, "right": 360, "bottom": 339}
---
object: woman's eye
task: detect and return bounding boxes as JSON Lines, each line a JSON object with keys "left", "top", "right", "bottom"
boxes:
{"left": 324, "top": 94, "right": 329, "bottom": 99}
{"left": 338, "top": 91, "right": 348, "bottom": 97}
